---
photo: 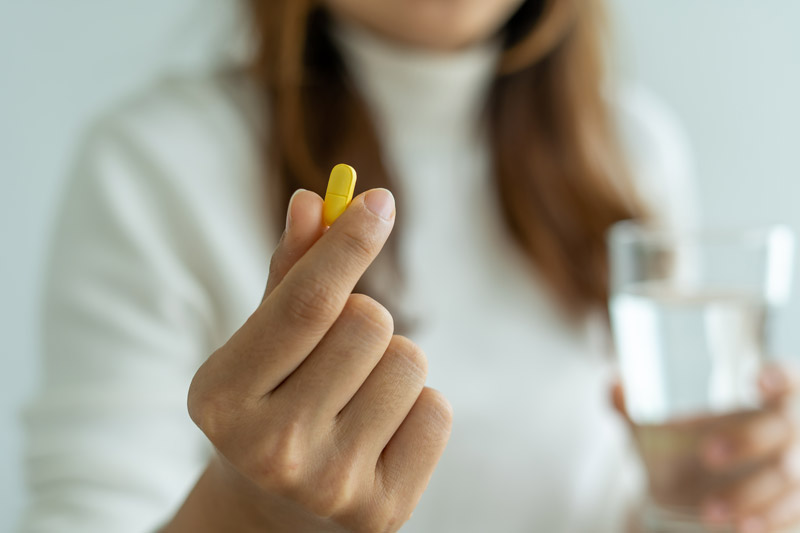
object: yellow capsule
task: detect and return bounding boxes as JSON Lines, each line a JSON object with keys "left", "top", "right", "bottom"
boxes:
{"left": 323, "top": 164, "right": 357, "bottom": 226}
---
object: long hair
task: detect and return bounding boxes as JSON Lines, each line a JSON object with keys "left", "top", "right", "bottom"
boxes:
{"left": 245, "top": 0, "right": 644, "bottom": 325}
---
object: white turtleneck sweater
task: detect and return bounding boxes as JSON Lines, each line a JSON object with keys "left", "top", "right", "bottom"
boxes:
{"left": 21, "top": 19, "right": 695, "bottom": 533}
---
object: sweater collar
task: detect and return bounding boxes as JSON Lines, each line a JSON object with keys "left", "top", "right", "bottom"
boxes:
{"left": 330, "top": 16, "right": 502, "bottom": 141}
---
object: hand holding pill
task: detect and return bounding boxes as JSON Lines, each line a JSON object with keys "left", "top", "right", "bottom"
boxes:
{"left": 170, "top": 167, "right": 452, "bottom": 533}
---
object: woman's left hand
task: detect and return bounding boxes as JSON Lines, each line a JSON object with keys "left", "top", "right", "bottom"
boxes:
{"left": 613, "top": 364, "right": 800, "bottom": 532}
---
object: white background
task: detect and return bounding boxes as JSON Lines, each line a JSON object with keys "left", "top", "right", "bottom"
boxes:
{"left": 2, "top": 1, "right": 800, "bottom": 529}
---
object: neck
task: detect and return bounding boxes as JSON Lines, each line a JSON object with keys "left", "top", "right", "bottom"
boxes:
{"left": 328, "top": 11, "right": 489, "bottom": 54}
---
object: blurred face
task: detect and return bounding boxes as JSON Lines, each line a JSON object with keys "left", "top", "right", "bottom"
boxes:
{"left": 324, "top": 0, "right": 527, "bottom": 51}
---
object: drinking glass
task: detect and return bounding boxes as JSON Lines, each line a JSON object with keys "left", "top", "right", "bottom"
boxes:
{"left": 607, "top": 221, "right": 795, "bottom": 532}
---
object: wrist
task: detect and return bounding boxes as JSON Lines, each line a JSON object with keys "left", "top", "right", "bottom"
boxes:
{"left": 160, "top": 456, "right": 268, "bottom": 533}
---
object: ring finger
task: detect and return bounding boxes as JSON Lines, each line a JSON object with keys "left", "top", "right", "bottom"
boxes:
{"left": 336, "top": 335, "right": 428, "bottom": 458}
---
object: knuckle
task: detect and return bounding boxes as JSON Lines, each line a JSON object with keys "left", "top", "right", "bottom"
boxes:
{"left": 187, "top": 390, "right": 221, "bottom": 438}
{"left": 363, "top": 501, "right": 409, "bottom": 533}
{"left": 343, "top": 294, "right": 395, "bottom": 342}
{"left": 285, "top": 278, "right": 340, "bottom": 325}
{"left": 255, "top": 418, "right": 307, "bottom": 491}
{"left": 353, "top": 514, "right": 383, "bottom": 533}
{"left": 308, "top": 461, "right": 360, "bottom": 517}
{"left": 187, "top": 365, "right": 235, "bottom": 442}
{"left": 387, "top": 335, "right": 428, "bottom": 382}
{"left": 338, "top": 225, "right": 378, "bottom": 261}
{"left": 384, "top": 507, "right": 411, "bottom": 533}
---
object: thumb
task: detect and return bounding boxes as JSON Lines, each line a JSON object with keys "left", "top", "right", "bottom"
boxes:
{"left": 262, "top": 189, "right": 325, "bottom": 301}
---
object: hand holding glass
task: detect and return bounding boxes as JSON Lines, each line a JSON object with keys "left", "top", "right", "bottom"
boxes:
{"left": 608, "top": 222, "right": 795, "bottom": 531}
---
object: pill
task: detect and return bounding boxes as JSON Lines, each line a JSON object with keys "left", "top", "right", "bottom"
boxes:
{"left": 323, "top": 164, "right": 357, "bottom": 226}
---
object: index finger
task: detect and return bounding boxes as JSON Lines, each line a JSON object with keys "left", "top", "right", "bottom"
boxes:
{"left": 246, "top": 188, "right": 396, "bottom": 391}
{"left": 702, "top": 409, "right": 793, "bottom": 471}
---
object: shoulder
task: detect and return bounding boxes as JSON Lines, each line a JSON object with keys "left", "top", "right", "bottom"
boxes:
{"left": 98, "top": 69, "right": 266, "bottom": 139}
{"left": 609, "top": 84, "right": 699, "bottom": 228}
{"left": 54, "top": 72, "right": 275, "bottom": 343}
{"left": 77, "top": 71, "right": 267, "bottom": 197}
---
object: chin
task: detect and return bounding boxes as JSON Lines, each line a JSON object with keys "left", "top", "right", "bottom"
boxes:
{"left": 377, "top": 0, "right": 515, "bottom": 51}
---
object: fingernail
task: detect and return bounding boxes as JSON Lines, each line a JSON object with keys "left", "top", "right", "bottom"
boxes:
{"left": 703, "top": 437, "right": 732, "bottom": 467}
{"left": 364, "top": 189, "right": 395, "bottom": 221}
{"left": 285, "top": 189, "right": 305, "bottom": 229}
{"left": 702, "top": 499, "right": 730, "bottom": 523}
{"left": 739, "top": 516, "right": 765, "bottom": 533}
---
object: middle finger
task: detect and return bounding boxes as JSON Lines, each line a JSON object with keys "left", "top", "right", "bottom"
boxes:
{"left": 703, "top": 409, "right": 793, "bottom": 471}
{"left": 271, "top": 293, "right": 394, "bottom": 421}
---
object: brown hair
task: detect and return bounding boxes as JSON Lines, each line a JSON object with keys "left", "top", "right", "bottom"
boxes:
{"left": 245, "top": 0, "right": 644, "bottom": 324}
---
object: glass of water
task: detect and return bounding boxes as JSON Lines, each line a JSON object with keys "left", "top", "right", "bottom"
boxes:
{"left": 607, "top": 221, "right": 795, "bottom": 532}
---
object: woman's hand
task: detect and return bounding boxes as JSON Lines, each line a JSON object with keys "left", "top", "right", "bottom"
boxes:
{"left": 613, "top": 365, "right": 800, "bottom": 532}
{"left": 164, "top": 189, "right": 452, "bottom": 533}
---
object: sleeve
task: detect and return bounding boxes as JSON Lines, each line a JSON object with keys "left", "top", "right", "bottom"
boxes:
{"left": 613, "top": 84, "right": 701, "bottom": 230}
{"left": 20, "top": 115, "right": 216, "bottom": 533}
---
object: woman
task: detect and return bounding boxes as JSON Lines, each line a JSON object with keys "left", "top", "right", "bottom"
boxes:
{"left": 22, "top": 0, "right": 800, "bottom": 531}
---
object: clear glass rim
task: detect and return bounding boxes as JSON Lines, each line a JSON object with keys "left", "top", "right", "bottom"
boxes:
{"left": 608, "top": 220, "right": 794, "bottom": 246}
